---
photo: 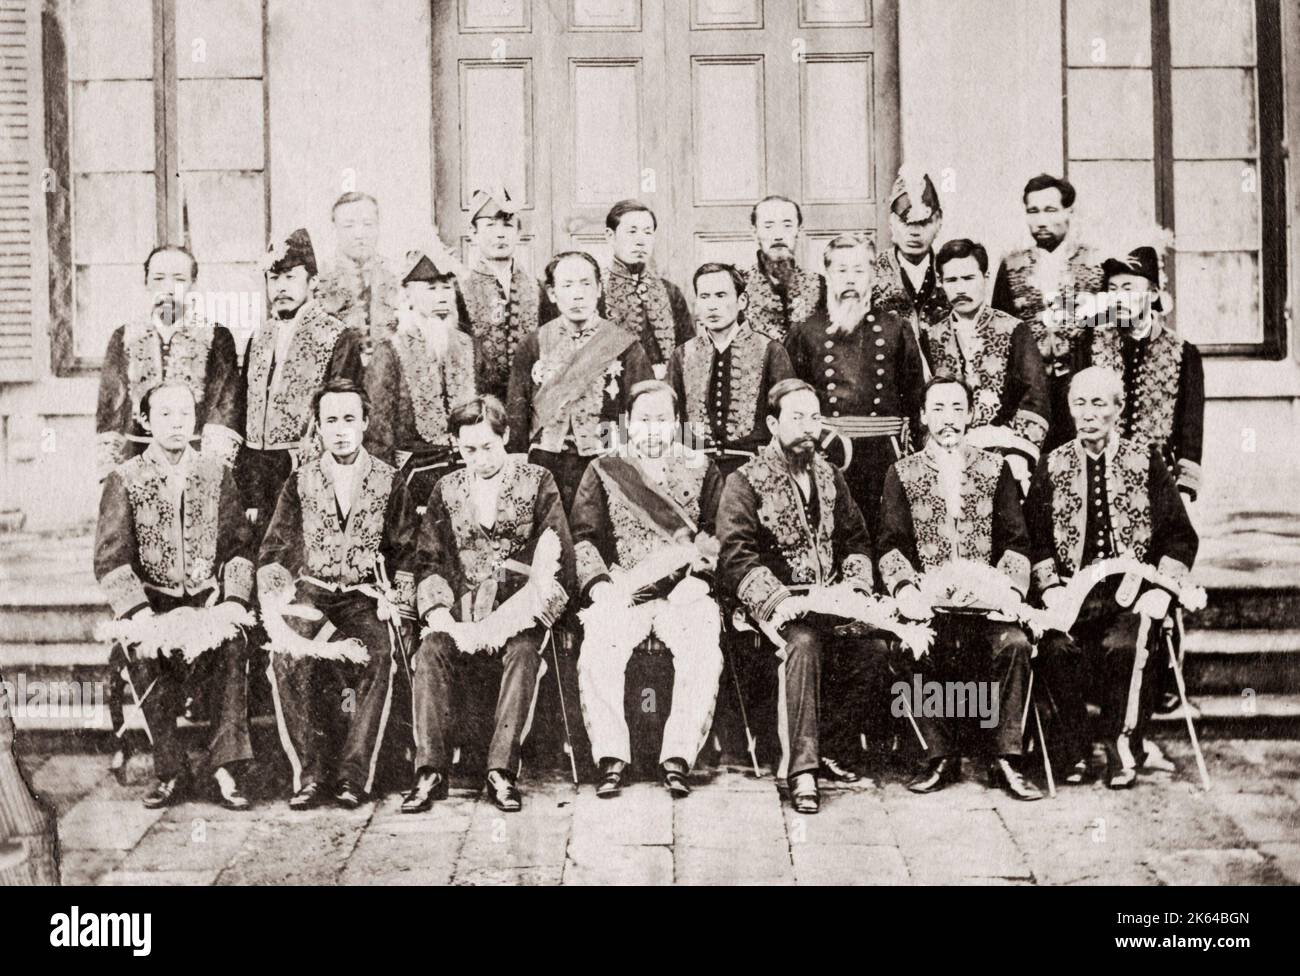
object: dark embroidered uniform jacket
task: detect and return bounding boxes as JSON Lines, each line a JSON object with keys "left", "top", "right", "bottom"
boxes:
{"left": 94, "top": 445, "right": 255, "bottom": 618}
{"left": 413, "top": 456, "right": 574, "bottom": 624}
{"left": 571, "top": 453, "right": 723, "bottom": 602}
{"left": 921, "top": 306, "right": 1051, "bottom": 462}
{"left": 95, "top": 317, "right": 243, "bottom": 478}
{"left": 667, "top": 327, "right": 793, "bottom": 457}
{"left": 601, "top": 258, "right": 695, "bottom": 367}
{"left": 1025, "top": 437, "right": 1198, "bottom": 596}
{"left": 741, "top": 253, "right": 826, "bottom": 343}
{"left": 785, "top": 304, "right": 924, "bottom": 446}
{"left": 364, "top": 325, "right": 477, "bottom": 468}
{"left": 257, "top": 450, "right": 418, "bottom": 613}
{"left": 871, "top": 248, "right": 951, "bottom": 338}
{"left": 315, "top": 255, "right": 401, "bottom": 353}
{"left": 460, "top": 261, "right": 540, "bottom": 399}
{"left": 717, "top": 442, "right": 875, "bottom": 624}
{"left": 1073, "top": 325, "right": 1205, "bottom": 499}
{"left": 876, "top": 445, "right": 1031, "bottom": 596}
{"left": 506, "top": 317, "right": 654, "bottom": 456}
{"left": 992, "top": 242, "right": 1105, "bottom": 356}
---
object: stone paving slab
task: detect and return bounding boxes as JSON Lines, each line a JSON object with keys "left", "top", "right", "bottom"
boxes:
{"left": 24, "top": 738, "right": 1300, "bottom": 885}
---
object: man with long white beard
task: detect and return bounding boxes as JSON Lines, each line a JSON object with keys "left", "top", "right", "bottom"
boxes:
{"left": 741, "top": 196, "right": 826, "bottom": 342}
{"left": 785, "top": 235, "right": 925, "bottom": 535}
{"left": 571, "top": 380, "right": 724, "bottom": 799}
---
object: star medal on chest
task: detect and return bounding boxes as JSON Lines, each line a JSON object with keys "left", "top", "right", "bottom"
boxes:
{"left": 605, "top": 360, "right": 623, "bottom": 399}
{"left": 491, "top": 298, "right": 506, "bottom": 325}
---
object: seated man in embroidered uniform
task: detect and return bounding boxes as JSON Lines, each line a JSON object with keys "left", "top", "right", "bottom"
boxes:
{"left": 570, "top": 380, "right": 724, "bottom": 799}
{"left": 741, "top": 196, "right": 826, "bottom": 342}
{"left": 460, "top": 187, "right": 539, "bottom": 401}
{"left": 1026, "top": 367, "right": 1198, "bottom": 789}
{"left": 667, "top": 262, "right": 793, "bottom": 481}
{"left": 95, "top": 244, "right": 243, "bottom": 481}
{"left": 93, "top": 381, "right": 255, "bottom": 810}
{"left": 507, "top": 250, "right": 654, "bottom": 511}
{"left": 406, "top": 395, "right": 573, "bottom": 814}
{"left": 258, "top": 379, "right": 418, "bottom": 811}
{"left": 922, "top": 238, "right": 1049, "bottom": 492}
{"left": 242, "top": 228, "right": 364, "bottom": 543}
{"left": 717, "top": 379, "right": 887, "bottom": 814}
{"left": 365, "top": 250, "right": 477, "bottom": 506}
{"left": 878, "top": 374, "right": 1041, "bottom": 801}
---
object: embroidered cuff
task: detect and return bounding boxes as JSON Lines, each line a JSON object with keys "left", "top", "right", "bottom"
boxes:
{"left": 575, "top": 540, "right": 610, "bottom": 592}
{"left": 841, "top": 553, "right": 874, "bottom": 591}
{"left": 1176, "top": 459, "right": 1201, "bottom": 500}
{"left": 257, "top": 563, "right": 295, "bottom": 602}
{"left": 1031, "top": 558, "right": 1061, "bottom": 595}
{"left": 200, "top": 423, "right": 244, "bottom": 467}
{"left": 416, "top": 573, "right": 454, "bottom": 619}
{"left": 997, "top": 550, "right": 1031, "bottom": 597}
{"left": 540, "top": 581, "right": 569, "bottom": 626}
{"left": 879, "top": 549, "right": 918, "bottom": 596}
{"left": 736, "top": 567, "right": 790, "bottom": 623}
{"left": 1156, "top": 556, "right": 1191, "bottom": 587}
{"left": 96, "top": 432, "right": 127, "bottom": 481}
{"left": 1009, "top": 409, "right": 1048, "bottom": 453}
{"left": 394, "top": 570, "right": 416, "bottom": 618}
{"left": 101, "top": 564, "right": 149, "bottom": 618}
{"left": 222, "top": 556, "right": 255, "bottom": 604}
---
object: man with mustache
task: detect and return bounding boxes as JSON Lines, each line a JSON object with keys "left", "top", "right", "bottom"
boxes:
{"left": 741, "top": 196, "right": 826, "bottom": 342}
{"left": 406, "top": 395, "right": 573, "bottom": 813}
{"left": 258, "top": 379, "right": 419, "bottom": 811}
{"left": 365, "top": 250, "right": 477, "bottom": 505}
{"left": 667, "top": 262, "right": 793, "bottom": 480}
{"left": 571, "top": 380, "right": 725, "bottom": 799}
{"left": 992, "top": 174, "right": 1104, "bottom": 452}
{"left": 1025, "top": 367, "right": 1198, "bottom": 789}
{"left": 785, "top": 235, "right": 925, "bottom": 535}
{"left": 242, "top": 229, "right": 363, "bottom": 543}
{"left": 315, "top": 191, "right": 401, "bottom": 359}
{"left": 717, "top": 380, "right": 887, "bottom": 813}
{"left": 872, "top": 168, "right": 950, "bottom": 343}
{"left": 507, "top": 251, "right": 654, "bottom": 511}
{"left": 94, "top": 381, "right": 255, "bottom": 810}
{"left": 95, "top": 244, "right": 243, "bottom": 480}
{"left": 459, "top": 187, "right": 540, "bottom": 400}
{"left": 877, "top": 374, "right": 1042, "bottom": 801}
{"left": 924, "top": 238, "right": 1050, "bottom": 492}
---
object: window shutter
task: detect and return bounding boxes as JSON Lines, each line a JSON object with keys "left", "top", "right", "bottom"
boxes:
{"left": 0, "top": 0, "right": 37, "bottom": 382}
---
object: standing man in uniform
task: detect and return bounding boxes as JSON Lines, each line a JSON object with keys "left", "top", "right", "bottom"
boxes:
{"left": 742, "top": 196, "right": 826, "bottom": 342}
{"left": 96, "top": 244, "right": 243, "bottom": 479}
{"left": 315, "top": 191, "right": 401, "bottom": 357}
{"left": 872, "top": 168, "right": 950, "bottom": 344}
{"left": 459, "top": 187, "right": 540, "bottom": 401}
{"left": 242, "top": 229, "right": 364, "bottom": 542}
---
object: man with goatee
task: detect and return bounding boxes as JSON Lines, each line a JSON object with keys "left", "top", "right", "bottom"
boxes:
{"left": 741, "top": 196, "right": 825, "bottom": 342}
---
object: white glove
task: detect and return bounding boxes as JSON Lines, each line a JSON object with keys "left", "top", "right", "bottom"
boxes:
{"left": 668, "top": 575, "right": 710, "bottom": 606}
{"left": 245, "top": 508, "right": 258, "bottom": 524}
{"left": 894, "top": 584, "right": 931, "bottom": 622}
{"left": 589, "top": 581, "right": 618, "bottom": 606}
{"left": 1133, "top": 588, "right": 1172, "bottom": 620}
{"left": 424, "top": 607, "right": 456, "bottom": 633}
{"left": 1040, "top": 585, "right": 1067, "bottom": 611}
{"left": 1004, "top": 453, "right": 1031, "bottom": 490}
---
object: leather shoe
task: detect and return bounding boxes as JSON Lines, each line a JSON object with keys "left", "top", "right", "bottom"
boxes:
{"left": 288, "top": 781, "right": 325, "bottom": 810}
{"left": 907, "top": 757, "right": 960, "bottom": 794}
{"left": 485, "top": 769, "right": 522, "bottom": 812}
{"left": 334, "top": 779, "right": 365, "bottom": 809}
{"left": 789, "top": 772, "right": 820, "bottom": 814}
{"left": 401, "top": 768, "right": 448, "bottom": 813}
{"left": 661, "top": 758, "right": 691, "bottom": 798}
{"left": 1063, "top": 760, "right": 1090, "bottom": 785}
{"left": 142, "top": 775, "right": 186, "bottom": 809}
{"left": 819, "top": 756, "right": 860, "bottom": 784}
{"left": 989, "top": 757, "right": 1043, "bottom": 801}
{"left": 213, "top": 767, "right": 250, "bottom": 811}
{"left": 596, "top": 758, "right": 626, "bottom": 799}
{"left": 1106, "top": 766, "right": 1138, "bottom": 790}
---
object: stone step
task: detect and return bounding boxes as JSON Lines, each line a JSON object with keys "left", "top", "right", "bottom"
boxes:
{"left": 1189, "top": 586, "right": 1300, "bottom": 631}
{"left": 1181, "top": 628, "right": 1300, "bottom": 694}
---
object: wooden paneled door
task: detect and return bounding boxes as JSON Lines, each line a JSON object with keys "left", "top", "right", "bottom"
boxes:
{"left": 432, "top": 0, "right": 898, "bottom": 289}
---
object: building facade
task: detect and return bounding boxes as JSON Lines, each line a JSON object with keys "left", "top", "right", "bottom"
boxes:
{"left": 0, "top": 0, "right": 1295, "bottom": 530}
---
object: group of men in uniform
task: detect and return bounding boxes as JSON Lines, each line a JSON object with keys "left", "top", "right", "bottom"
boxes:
{"left": 91, "top": 168, "right": 1205, "bottom": 817}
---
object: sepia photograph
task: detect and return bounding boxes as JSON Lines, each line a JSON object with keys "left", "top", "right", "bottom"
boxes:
{"left": 0, "top": 0, "right": 1297, "bottom": 906}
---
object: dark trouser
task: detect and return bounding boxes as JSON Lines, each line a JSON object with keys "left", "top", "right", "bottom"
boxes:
{"left": 267, "top": 588, "right": 397, "bottom": 793}
{"left": 239, "top": 446, "right": 295, "bottom": 544}
{"left": 528, "top": 448, "right": 595, "bottom": 514}
{"left": 842, "top": 435, "right": 902, "bottom": 540}
{"left": 909, "top": 615, "right": 1031, "bottom": 760}
{"left": 778, "top": 616, "right": 889, "bottom": 780}
{"left": 411, "top": 626, "right": 544, "bottom": 775}
{"left": 1036, "top": 609, "right": 1155, "bottom": 770}
{"left": 124, "top": 591, "right": 253, "bottom": 781}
